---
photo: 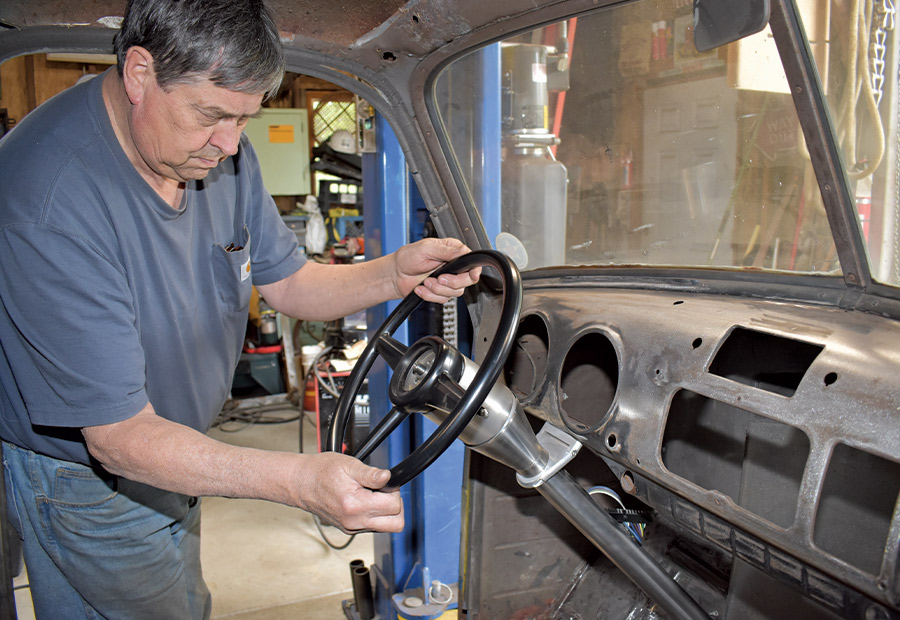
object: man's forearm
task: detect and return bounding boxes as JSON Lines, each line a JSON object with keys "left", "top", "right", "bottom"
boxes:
{"left": 83, "top": 403, "right": 303, "bottom": 506}
{"left": 81, "top": 403, "right": 406, "bottom": 533}
{"left": 257, "top": 256, "right": 398, "bottom": 321}
{"left": 256, "top": 237, "right": 480, "bottom": 321}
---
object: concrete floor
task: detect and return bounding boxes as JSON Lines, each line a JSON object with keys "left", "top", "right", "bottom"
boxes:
{"left": 12, "top": 410, "right": 374, "bottom": 620}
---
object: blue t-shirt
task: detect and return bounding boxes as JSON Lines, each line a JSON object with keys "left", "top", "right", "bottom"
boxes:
{"left": 0, "top": 70, "right": 306, "bottom": 464}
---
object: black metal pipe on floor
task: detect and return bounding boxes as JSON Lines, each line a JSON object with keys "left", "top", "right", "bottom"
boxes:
{"left": 349, "top": 559, "right": 374, "bottom": 620}
{"left": 537, "top": 469, "right": 710, "bottom": 620}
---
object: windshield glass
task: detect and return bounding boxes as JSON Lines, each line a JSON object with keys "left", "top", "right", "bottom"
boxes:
{"left": 433, "top": 0, "right": 851, "bottom": 276}
{"left": 806, "top": 1, "right": 899, "bottom": 286}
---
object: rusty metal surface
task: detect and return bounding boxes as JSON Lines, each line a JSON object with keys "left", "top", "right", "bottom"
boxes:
{"left": 270, "top": 0, "right": 408, "bottom": 48}
{"left": 0, "top": 0, "right": 409, "bottom": 49}
{"left": 510, "top": 277, "right": 900, "bottom": 612}
{"left": 0, "top": 0, "right": 568, "bottom": 62}
{"left": 0, "top": 0, "right": 479, "bottom": 55}
{"left": 0, "top": 0, "right": 124, "bottom": 28}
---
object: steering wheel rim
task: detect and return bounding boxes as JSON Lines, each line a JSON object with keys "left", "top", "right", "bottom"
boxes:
{"left": 325, "top": 249, "right": 522, "bottom": 488}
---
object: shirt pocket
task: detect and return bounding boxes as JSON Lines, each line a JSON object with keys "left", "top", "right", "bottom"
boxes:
{"left": 213, "top": 225, "right": 252, "bottom": 314}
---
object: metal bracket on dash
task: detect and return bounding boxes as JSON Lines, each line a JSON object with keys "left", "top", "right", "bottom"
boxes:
{"left": 516, "top": 423, "right": 583, "bottom": 488}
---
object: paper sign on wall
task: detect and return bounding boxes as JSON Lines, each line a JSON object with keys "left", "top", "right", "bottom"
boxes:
{"left": 268, "top": 125, "right": 295, "bottom": 143}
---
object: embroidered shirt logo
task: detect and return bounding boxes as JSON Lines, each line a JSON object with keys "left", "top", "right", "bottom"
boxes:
{"left": 241, "top": 258, "right": 251, "bottom": 281}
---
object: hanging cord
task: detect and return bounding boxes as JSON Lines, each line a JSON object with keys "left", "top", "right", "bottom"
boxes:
{"left": 310, "top": 346, "right": 342, "bottom": 398}
{"left": 212, "top": 399, "right": 300, "bottom": 431}
{"left": 306, "top": 344, "right": 355, "bottom": 549}
{"left": 830, "top": 0, "right": 892, "bottom": 180}
{"left": 312, "top": 514, "right": 356, "bottom": 550}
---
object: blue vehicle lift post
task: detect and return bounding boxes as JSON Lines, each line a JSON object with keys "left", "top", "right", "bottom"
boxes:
{"left": 361, "top": 43, "right": 501, "bottom": 619}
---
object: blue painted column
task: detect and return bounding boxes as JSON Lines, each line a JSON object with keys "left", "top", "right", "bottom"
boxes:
{"left": 363, "top": 115, "right": 414, "bottom": 620}
{"left": 364, "top": 116, "right": 464, "bottom": 619}
{"left": 479, "top": 43, "right": 503, "bottom": 244}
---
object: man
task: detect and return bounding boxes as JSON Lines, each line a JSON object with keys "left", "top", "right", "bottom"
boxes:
{"left": 0, "top": 0, "right": 479, "bottom": 617}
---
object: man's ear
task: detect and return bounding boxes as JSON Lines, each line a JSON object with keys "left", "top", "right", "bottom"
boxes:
{"left": 121, "top": 46, "right": 155, "bottom": 105}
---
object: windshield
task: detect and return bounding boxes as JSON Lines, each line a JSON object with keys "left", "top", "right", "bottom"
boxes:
{"left": 433, "top": 0, "right": 897, "bottom": 284}
{"left": 807, "top": 1, "right": 899, "bottom": 286}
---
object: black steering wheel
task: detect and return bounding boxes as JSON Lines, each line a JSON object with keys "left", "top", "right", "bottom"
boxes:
{"left": 326, "top": 249, "right": 522, "bottom": 488}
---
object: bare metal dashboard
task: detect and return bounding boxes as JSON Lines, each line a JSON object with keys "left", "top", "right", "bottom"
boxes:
{"left": 499, "top": 276, "right": 900, "bottom": 615}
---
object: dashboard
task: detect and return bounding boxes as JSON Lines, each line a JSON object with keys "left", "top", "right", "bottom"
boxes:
{"left": 495, "top": 277, "right": 900, "bottom": 616}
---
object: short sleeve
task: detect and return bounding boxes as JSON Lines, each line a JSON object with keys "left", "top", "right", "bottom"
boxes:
{"left": 0, "top": 223, "right": 149, "bottom": 427}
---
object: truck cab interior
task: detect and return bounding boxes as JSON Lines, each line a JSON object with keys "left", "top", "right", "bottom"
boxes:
{"left": 2, "top": 0, "right": 899, "bottom": 619}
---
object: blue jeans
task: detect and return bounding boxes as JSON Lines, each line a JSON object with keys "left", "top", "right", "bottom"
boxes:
{"left": 2, "top": 442, "right": 211, "bottom": 619}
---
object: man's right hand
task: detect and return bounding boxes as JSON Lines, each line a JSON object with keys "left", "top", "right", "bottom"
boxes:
{"left": 293, "top": 451, "right": 404, "bottom": 534}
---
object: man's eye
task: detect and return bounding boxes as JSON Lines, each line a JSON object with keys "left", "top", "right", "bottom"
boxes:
{"left": 197, "top": 112, "right": 221, "bottom": 125}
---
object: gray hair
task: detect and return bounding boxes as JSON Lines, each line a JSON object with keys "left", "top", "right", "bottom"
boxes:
{"left": 113, "top": 0, "right": 285, "bottom": 100}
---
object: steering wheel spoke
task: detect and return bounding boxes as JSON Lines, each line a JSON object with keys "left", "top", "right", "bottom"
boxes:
{"left": 373, "top": 333, "right": 408, "bottom": 371}
{"left": 351, "top": 406, "right": 411, "bottom": 461}
{"left": 433, "top": 373, "right": 467, "bottom": 409}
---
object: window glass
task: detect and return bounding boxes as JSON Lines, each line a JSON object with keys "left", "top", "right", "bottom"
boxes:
{"left": 803, "top": 1, "right": 900, "bottom": 286}
{"left": 433, "top": 0, "right": 843, "bottom": 277}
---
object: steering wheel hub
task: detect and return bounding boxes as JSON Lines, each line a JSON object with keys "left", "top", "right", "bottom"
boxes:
{"left": 390, "top": 336, "right": 464, "bottom": 407}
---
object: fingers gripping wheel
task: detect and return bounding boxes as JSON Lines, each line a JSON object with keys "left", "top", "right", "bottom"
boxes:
{"left": 325, "top": 249, "right": 522, "bottom": 489}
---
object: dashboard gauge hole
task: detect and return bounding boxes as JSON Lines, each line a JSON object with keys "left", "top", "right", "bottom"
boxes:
{"left": 709, "top": 327, "right": 823, "bottom": 397}
{"left": 814, "top": 443, "right": 900, "bottom": 575}
{"left": 503, "top": 314, "right": 550, "bottom": 401}
{"left": 559, "top": 331, "right": 619, "bottom": 433}
{"left": 662, "top": 390, "right": 808, "bottom": 529}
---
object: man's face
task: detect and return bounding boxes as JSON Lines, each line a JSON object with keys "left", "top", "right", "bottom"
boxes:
{"left": 130, "top": 75, "right": 264, "bottom": 184}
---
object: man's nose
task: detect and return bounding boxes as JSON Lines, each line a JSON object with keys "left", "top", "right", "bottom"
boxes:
{"left": 210, "top": 120, "right": 242, "bottom": 157}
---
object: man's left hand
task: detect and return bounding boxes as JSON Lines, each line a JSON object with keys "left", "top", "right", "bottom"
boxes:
{"left": 394, "top": 238, "right": 481, "bottom": 303}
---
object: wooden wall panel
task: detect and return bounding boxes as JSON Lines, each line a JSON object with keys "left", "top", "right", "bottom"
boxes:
{"left": 0, "top": 56, "right": 30, "bottom": 124}
{"left": 0, "top": 54, "right": 109, "bottom": 127}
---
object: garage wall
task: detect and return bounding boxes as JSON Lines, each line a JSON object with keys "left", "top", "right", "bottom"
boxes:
{"left": 0, "top": 54, "right": 111, "bottom": 129}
